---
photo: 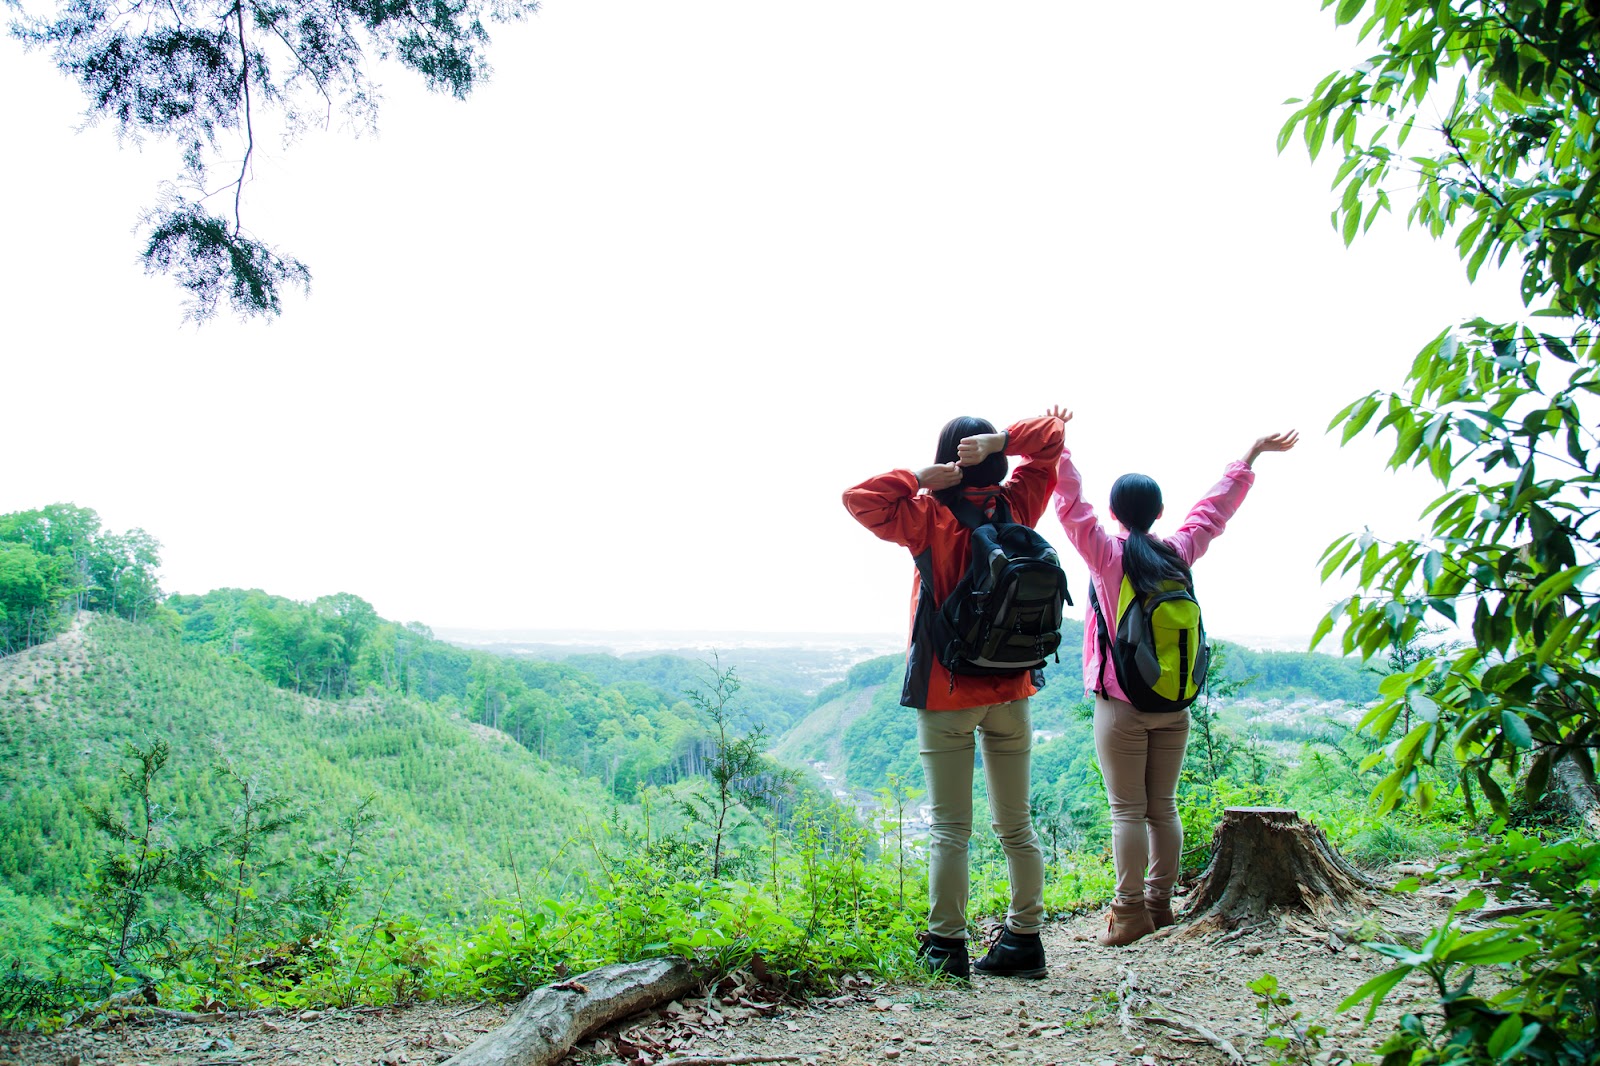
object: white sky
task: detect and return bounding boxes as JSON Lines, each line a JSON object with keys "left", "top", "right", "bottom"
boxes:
{"left": 0, "top": 0, "right": 1528, "bottom": 645}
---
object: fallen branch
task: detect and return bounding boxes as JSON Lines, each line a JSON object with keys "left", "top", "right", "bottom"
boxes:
{"left": 659, "top": 1049, "right": 825, "bottom": 1056}
{"left": 1474, "top": 903, "right": 1550, "bottom": 921}
{"left": 1212, "top": 921, "right": 1263, "bottom": 944}
{"left": 1115, "top": 966, "right": 1140, "bottom": 1038}
{"left": 1139, "top": 1014, "right": 1245, "bottom": 1066}
{"left": 132, "top": 1007, "right": 229, "bottom": 1024}
{"left": 443, "top": 958, "right": 698, "bottom": 1066}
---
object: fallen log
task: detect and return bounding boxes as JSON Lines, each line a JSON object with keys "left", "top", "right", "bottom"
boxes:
{"left": 443, "top": 957, "right": 698, "bottom": 1066}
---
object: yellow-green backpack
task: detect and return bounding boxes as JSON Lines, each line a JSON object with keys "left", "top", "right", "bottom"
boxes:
{"left": 1088, "top": 576, "right": 1209, "bottom": 713}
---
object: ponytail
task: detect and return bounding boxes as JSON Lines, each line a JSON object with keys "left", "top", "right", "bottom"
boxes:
{"left": 1109, "top": 473, "right": 1191, "bottom": 594}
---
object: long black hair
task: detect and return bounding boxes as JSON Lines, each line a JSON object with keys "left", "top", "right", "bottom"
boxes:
{"left": 932, "top": 416, "right": 1008, "bottom": 508}
{"left": 1109, "top": 473, "right": 1192, "bottom": 593}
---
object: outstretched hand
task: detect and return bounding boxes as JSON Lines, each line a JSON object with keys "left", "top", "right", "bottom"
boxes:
{"left": 1045, "top": 404, "right": 1073, "bottom": 424}
{"left": 1244, "top": 429, "right": 1299, "bottom": 467}
{"left": 917, "top": 462, "right": 963, "bottom": 490}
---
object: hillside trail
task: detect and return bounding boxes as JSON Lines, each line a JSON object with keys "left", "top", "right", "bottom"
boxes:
{"left": 1, "top": 888, "right": 1458, "bottom": 1066}
{"left": 0, "top": 612, "right": 91, "bottom": 696}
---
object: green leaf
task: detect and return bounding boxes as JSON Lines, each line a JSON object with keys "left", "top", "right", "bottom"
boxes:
{"left": 1321, "top": 541, "right": 1356, "bottom": 581}
{"left": 1311, "top": 610, "right": 1338, "bottom": 650}
{"left": 1478, "top": 766, "right": 1509, "bottom": 812}
{"left": 1337, "top": 964, "right": 1409, "bottom": 1023}
{"left": 1487, "top": 1015, "right": 1524, "bottom": 1060}
{"left": 1328, "top": 397, "right": 1364, "bottom": 427}
{"left": 1541, "top": 334, "right": 1575, "bottom": 363}
{"left": 1341, "top": 395, "right": 1382, "bottom": 442}
{"left": 1529, "top": 562, "right": 1595, "bottom": 605}
{"left": 1422, "top": 550, "right": 1443, "bottom": 588}
{"left": 1499, "top": 1023, "right": 1542, "bottom": 1063}
{"left": 1369, "top": 935, "right": 1440, "bottom": 964}
{"left": 1500, "top": 711, "right": 1534, "bottom": 749}
{"left": 1445, "top": 928, "right": 1540, "bottom": 965}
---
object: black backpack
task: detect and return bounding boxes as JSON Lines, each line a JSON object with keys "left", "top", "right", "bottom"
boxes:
{"left": 921, "top": 493, "right": 1072, "bottom": 681}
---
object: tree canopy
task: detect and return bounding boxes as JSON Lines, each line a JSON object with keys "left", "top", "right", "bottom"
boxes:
{"left": 1286, "top": 8, "right": 1599, "bottom": 1059}
{"left": 0, "top": 504, "right": 164, "bottom": 652}
{"left": 9, "top": 0, "right": 540, "bottom": 320}
{"left": 1287, "top": 0, "right": 1599, "bottom": 817}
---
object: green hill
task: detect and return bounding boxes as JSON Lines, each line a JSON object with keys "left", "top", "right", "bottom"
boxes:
{"left": 163, "top": 588, "right": 822, "bottom": 800}
{"left": 770, "top": 627, "right": 1382, "bottom": 797}
{"left": 553, "top": 652, "right": 813, "bottom": 734}
{"left": 0, "top": 613, "right": 613, "bottom": 942}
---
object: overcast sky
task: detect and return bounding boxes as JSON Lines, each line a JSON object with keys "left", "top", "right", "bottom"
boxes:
{"left": 1, "top": 0, "right": 1527, "bottom": 647}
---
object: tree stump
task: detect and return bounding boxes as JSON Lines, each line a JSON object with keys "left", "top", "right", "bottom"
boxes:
{"left": 443, "top": 957, "right": 698, "bottom": 1066}
{"left": 1183, "top": 807, "right": 1378, "bottom": 931}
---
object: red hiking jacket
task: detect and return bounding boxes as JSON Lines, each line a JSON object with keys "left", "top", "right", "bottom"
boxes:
{"left": 843, "top": 417, "right": 1065, "bottom": 710}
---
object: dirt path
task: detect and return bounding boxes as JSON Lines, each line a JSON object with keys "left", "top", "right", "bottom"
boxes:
{"left": 1, "top": 894, "right": 1452, "bottom": 1066}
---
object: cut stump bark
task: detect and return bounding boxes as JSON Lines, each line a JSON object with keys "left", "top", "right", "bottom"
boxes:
{"left": 1182, "top": 807, "right": 1378, "bottom": 932}
{"left": 442, "top": 957, "right": 698, "bottom": 1066}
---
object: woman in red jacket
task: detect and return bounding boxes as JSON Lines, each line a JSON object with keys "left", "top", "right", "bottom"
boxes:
{"left": 843, "top": 411, "right": 1065, "bottom": 980}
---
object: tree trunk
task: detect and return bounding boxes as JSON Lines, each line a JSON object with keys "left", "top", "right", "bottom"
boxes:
{"left": 1183, "top": 807, "right": 1378, "bottom": 931}
{"left": 443, "top": 958, "right": 697, "bottom": 1066}
{"left": 1552, "top": 754, "right": 1600, "bottom": 837}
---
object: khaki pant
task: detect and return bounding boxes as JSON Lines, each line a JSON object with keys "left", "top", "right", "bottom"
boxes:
{"left": 917, "top": 699, "right": 1044, "bottom": 939}
{"left": 1093, "top": 694, "right": 1190, "bottom": 906}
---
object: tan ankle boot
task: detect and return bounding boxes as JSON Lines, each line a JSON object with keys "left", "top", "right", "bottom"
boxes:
{"left": 1098, "top": 901, "right": 1156, "bottom": 946}
{"left": 1145, "top": 896, "right": 1175, "bottom": 929}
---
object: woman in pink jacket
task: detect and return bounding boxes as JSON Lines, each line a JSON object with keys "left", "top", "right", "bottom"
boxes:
{"left": 1049, "top": 405, "right": 1297, "bottom": 946}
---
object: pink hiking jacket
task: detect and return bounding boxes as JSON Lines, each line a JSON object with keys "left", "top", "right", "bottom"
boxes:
{"left": 1051, "top": 449, "right": 1255, "bottom": 704}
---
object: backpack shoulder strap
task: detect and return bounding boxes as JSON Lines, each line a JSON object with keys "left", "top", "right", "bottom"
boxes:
{"left": 1087, "top": 581, "right": 1111, "bottom": 696}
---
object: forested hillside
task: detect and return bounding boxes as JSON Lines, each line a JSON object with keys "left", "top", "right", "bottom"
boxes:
{"left": 774, "top": 631, "right": 1382, "bottom": 795}
{"left": 0, "top": 522, "right": 1561, "bottom": 1050}
{"left": 1, "top": 504, "right": 852, "bottom": 977}
{"left": 0, "top": 603, "right": 938, "bottom": 1024}
{"left": 463, "top": 638, "right": 877, "bottom": 702}
{"left": 165, "top": 588, "right": 805, "bottom": 798}
{"left": 0, "top": 615, "right": 611, "bottom": 934}
{"left": 772, "top": 635, "right": 1416, "bottom": 875}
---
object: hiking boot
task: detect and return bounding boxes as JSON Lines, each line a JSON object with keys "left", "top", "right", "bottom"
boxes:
{"left": 916, "top": 932, "right": 970, "bottom": 980}
{"left": 1145, "top": 896, "right": 1176, "bottom": 929}
{"left": 1098, "top": 901, "right": 1156, "bottom": 947}
{"left": 973, "top": 926, "right": 1047, "bottom": 979}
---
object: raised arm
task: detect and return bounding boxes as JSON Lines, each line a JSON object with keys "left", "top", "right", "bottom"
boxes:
{"left": 1167, "top": 430, "right": 1296, "bottom": 565}
{"left": 995, "top": 415, "right": 1066, "bottom": 525}
{"left": 843, "top": 464, "right": 960, "bottom": 554}
{"left": 1052, "top": 445, "right": 1118, "bottom": 572}
{"left": 952, "top": 411, "right": 1065, "bottom": 525}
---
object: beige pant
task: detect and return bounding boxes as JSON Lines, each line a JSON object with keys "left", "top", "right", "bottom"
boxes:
{"left": 917, "top": 699, "right": 1044, "bottom": 939}
{"left": 1093, "top": 695, "right": 1190, "bottom": 906}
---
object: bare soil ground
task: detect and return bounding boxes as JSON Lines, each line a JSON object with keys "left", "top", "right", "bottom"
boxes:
{"left": 0, "top": 889, "right": 1456, "bottom": 1066}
